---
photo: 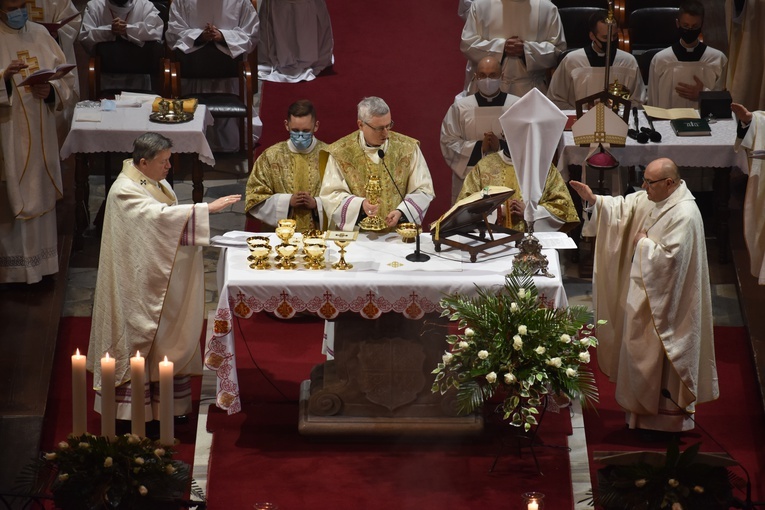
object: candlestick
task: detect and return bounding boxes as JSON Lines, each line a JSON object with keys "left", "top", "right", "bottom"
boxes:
{"left": 522, "top": 492, "right": 545, "bottom": 510}
{"left": 71, "top": 349, "right": 87, "bottom": 435}
{"left": 130, "top": 351, "right": 145, "bottom": 437}
{"left": 100, "top": 353, "right": 116, "bottom": 438}
{"left": 158, "top": 356, "right": 174, "bottom": 445}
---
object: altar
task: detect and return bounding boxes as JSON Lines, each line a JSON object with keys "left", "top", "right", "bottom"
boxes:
{"left": 206, "top": 231, "right": 569, "bottom": 434}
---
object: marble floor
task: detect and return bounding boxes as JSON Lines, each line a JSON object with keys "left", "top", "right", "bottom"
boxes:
{"left": 61, "top": 158, "right": 744, "bottom": 508}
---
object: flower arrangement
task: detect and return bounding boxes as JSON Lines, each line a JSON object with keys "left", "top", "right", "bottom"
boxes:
{"left": 18, "top": 433, "right": 195, "bottom": 510}
{"left": 431, "top": 271, "right": 600, "bottom": 431}
{"left": 594, "top": 441, "right": 738, "bottom": 510}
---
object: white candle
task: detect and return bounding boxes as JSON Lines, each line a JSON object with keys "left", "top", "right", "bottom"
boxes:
{"left": 158, "top": 356, "right": 174, "bottom": 445}
{"left": 71, "top": 349, "right": 87, "bottom": 435}
{"left": 130, "top": 351, "right": 145, "bottom": 437}
{"left": 100, "top": 353, "right": 116, "bottom": 438}
{"left": 528, "top": 501, "right": 539, "bottom": 510}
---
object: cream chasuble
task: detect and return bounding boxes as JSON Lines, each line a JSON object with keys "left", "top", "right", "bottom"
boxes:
{"left": 245, "top": 139, "right": 328, "bottom": 231}
{"left": 0, "top": 20, "right": 76, "bottom": 283}
{"left": 583, "top": 182, "right": 718, "bottom": 432}
{"left": 457, "top": 153, "right": 578, "bottom": 231}
{"left": 26, "top": 0, "right": 81, "bottom": 96}
{"left": 87, "top": 160, "right": 211, "bottom": 418}
{"left": 726, "top": 0, "right": 765, "bottom": 110}
{"left": 738, "top": 111, "right": 765, "bottom": 284}
{"left": 460, "top": 0, "right": 565, "bottom": 96}
{"left": 647, "top": 45, "right": 727, "bottom": 109}
{"left": 320, "top": 131, "right": 435, "bottom": 231}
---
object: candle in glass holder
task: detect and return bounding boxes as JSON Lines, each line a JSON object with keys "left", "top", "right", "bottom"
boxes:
{"left": 158, "top": 356, "right": 174, "bottom": 445}
{"left": 130, "top": 351, "right": 145, "bottom": 437}
{"left": 71, "top": 349, "right": 87, "bottom": 435}
{"left": 100, "top": 353, "right": 116, "bottom": 438}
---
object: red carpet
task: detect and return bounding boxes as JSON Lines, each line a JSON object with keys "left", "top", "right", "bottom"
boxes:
{"left": 205, "top": 312, "right": 575, "bottom": 510}
{"left": 583, "top": 326, "right": 765, "bottom": 503}
{"left": 254, "top": 0, "right": 466, "bottom": 225}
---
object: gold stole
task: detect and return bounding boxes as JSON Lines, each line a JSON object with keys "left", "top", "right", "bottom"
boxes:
{"left": 291, "top": 155, "right": 315, "bottom": 231}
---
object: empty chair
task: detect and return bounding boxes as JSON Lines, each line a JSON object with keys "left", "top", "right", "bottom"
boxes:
{"left": 627, "top": 7, "right": 679, "bottom": 53}
{"left": 558, "top": 7, "right": 607, "bottom": 49}
{"left": 87, "top": 40, "right": 168, "bottom": 100}
{"left": 636, "top": 47, "right": 662, "bottom": 85}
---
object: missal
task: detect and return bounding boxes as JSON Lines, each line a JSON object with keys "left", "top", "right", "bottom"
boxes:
{"left": 643, "top": 105, "right": 700, "bottom": 120}
{"left": 17, "top": 64, "right": 76, "bottom": 87}
{"left": 36, "top": 11, "right": 82, "bottom": 35}
{"left": 670, "top": 118, "right": 712, "bottom": 137}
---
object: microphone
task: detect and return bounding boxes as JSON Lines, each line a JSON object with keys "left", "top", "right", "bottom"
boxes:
{"left": 661, "top": 388, "right": 762, "bottom": 509}
{"left": 645, "top": 114, "right": 662, "bottom": 142}
{"left": 377, "top": 149, "right": 429, "bottom": 262}
{"left": 632, "top": 107, "right": 649, "bottom": 144}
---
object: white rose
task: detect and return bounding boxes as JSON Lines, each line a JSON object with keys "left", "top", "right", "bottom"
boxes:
{"left": 44, "top": 452, "right": 57, "bottom": 461}
{"left": 534, "top": 346, "right": 546, "bottom": 355}
{"left": 154, "top": 448, "right": 166, "bottom": 458}
{"left": 138, "top": 485, "right": 149, "bottom": 496}
{"left": 464, "top": 327, "right": 475, "bottom": 337}
{"left": 78, "top": 442, "right": 90, "bottom": 449}
{"left": 668, "top": 478, "right": 679, "bottom": 488}
{"left": 518, "top": 288, "right": 526, "bottom": 298}
{"left": 442, "top": 352, "right": 454, "bottom": 365}
{"left": 127, "top": 434, "right": 140, "bottom": 444}
{"left": 58, "top": 474, "right": 69, "bottom": 482}
{"left": 477, "top": 350, "right": 489, "bottom": 360}
{"left": 566, "top": 367, "right": 577, "bottom": 377}
{"left": 518, "top": 325, "right": 527, "bottom": 335}
{"left": 165, "top": 464, "right": 176, "bottom": 475}
{"left": 485, "top": 372, "right": 497, "bottom": 383}
{"left": 580, "top": 336, "right": 590, "bottom": 345}
{"left": 134, "top": 457, "right": 145, "bottom": 465}
{"left": 693, "top": 486, "right": 704, "bottom": 494}
{"left": 634, "top": 478, "right": 647, "bottom": 488}
{"left": 579, "top": 351, "right": 591, "bottom": 363}
{"left": 510, "top": 302, "right": 518, "bottom": 313}
{"left": 504, "top": 372, "right": 517, "bottom": 384}
{"left": 103, "top": 457, "right": 113, "bottom": 468}
{"left": 559, "top": 334, "right": 571, "bottom": 343}
{"left": 458, "top": 341, "right": 469, "bottom": 350}
{"left": 671, "top": 503, "right": 683, "bottom": 510}
{"left": 57, "top": 441, "right": 69, "bottom": 450}
{"left": 546, "top": 357, "right": 561, "bottom": 368}
{"left": 513, "top": 335, "right": 523, "bottom": 350}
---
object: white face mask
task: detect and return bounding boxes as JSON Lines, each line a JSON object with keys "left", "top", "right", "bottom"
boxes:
{"left": 476, "top": 77, "right": 501, "bottom": 97}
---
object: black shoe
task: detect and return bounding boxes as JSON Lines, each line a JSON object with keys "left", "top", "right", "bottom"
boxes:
{"left": 174, "top": 415, "right": 190, "bottom": 425}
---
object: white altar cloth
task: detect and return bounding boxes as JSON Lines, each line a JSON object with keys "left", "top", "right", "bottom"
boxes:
{"left": 206, "top": 232, "right": 568, "bottom": 414}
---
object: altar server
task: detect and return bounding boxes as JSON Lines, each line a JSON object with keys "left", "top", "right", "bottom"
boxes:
{"left": 320, "top": 96, "right": 435, "bottom": 231}
{"left": 460, "top": 0, "right": 565, "bottom": 96}
{"left": 547, "top": 12, "right": 645, "bottom": 110}
{"left": 570, "top": 159, "right": 718, "bottom": 436}
{"left": 87, "top": 133, "right": 240, "bottom": 422}
{"left": 79, "top": 0, "right": 163, "bottom": 55}
{"left": 246, "top": 100, "right": 327, "bottom": 231}
{"left": 441, "top": 56, "right": 519, "bottom": 203}
{"left": 0, "top": 0, "right": 76, "bottom": 284}
{"left": 647, "top": 0, "right": 727, "bottom": 109}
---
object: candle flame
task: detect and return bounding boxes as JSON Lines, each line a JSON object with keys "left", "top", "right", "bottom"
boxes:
{"left": 135, "top": 351, "right": 141, "bottom": 358}
{"left": 164, "top": 355, "right": 169, "bottom": 363}
{"left": 75, "top": 348, "right": 81, "bottom": 356}
{"left": 105, "top": 352, "right": 111, "bottom": 360}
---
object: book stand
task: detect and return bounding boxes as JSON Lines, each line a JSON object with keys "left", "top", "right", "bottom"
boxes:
{"left": 431, "top": 190, "right": 523, "bottom": 263}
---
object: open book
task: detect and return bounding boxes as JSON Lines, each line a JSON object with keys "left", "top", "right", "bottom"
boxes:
{"left": 17, "top": 64, "right": 76, "bottom": 87}
{"left": 36, "top": 11, "right": 81, "bottom": 35}
{"left": 430, "top": 185, "right": 515, "bottom": 234}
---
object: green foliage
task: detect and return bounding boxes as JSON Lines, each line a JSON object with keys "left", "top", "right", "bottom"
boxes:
{"left": 432, "top": 270, "right": 601, "bottom": 431}
{"left": 17, "top": 433, "right": 192, "bottom": 510}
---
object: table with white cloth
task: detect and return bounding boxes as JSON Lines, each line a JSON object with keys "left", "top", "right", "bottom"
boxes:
{"left": 206, "top": 231, "right": 568, "bottom": 435}
{"left": 556, "top": 114, "right": 749, "bottom": 263}
{"left": 60, "top": 102, "right": 215, "bottom": 244}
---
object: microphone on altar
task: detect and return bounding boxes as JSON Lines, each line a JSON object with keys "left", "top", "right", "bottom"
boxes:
{"left": 661, "top": 388, "right": 763, "bottom": 509}
{"left": 377, "top": 149, "right": 429, "bottom": 262}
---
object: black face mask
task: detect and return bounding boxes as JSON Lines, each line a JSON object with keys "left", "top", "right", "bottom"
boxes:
{"left": 111, "top": 0, "right": 130, "bottom": 5}
{"left": 678, "top": 27, "right": 702, "bottom": 44}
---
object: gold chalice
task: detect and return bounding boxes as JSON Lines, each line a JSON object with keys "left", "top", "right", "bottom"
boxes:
{"left": 359, "top": 174, "right": 386, "bottom": 231}
{"left": 246, "top": 236, "right": 271, "bottom": 263}
{"left": 332, "top": 239, "right": 353, "bottom": 270}
{"left": 277, "top": 218, "right": 297, "bottom": 230}
{"left": 275, "top": 225, "right": 295, "bottom": 245}
{"left": 303, "top": 238, "right": 327, "bottom": 270}
{"left": 276, "top": 243, "right": 298, "bottom": 269}
{"left": 396, "top": 222, "right": 419, "bottom": 244}
{"left": 248, "top": 245, "right": 271, "bottom": 270}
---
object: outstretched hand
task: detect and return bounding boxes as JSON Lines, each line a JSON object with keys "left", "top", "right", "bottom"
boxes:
{"left": 569, "top": 180, "right": 596, "bottom": 204}
{"left": 208, "top": 194, "right": 241, "bottom": 213}
{"left": 731, "top": 102, "right": 753, "bottom": 124}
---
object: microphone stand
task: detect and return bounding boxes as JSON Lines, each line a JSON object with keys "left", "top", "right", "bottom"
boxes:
{"left": 661, "top": 389, "right": 764, "bottom": 509}
{"left": 377, "top": 149, "right": 430, "bottom": 262}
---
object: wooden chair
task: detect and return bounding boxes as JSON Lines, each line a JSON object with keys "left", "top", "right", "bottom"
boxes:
{"left": 87, "top": 39, "right": 170, "bottom": 100}
{"left": 558, "top": 7, "right": 607, "bottom": 50}
{"left": 627, "top": 7, "right": 679, "bottom": 54}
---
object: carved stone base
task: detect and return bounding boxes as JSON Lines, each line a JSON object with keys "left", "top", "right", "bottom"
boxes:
{"left": 298, "top": 313, "right": 483, "bottom": 436}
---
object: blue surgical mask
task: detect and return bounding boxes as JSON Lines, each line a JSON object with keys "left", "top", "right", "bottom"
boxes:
{"left": 290, "top": 131, "right": 313, "bottom": 151}
{"left": 3, "top": 6, "right": 28, "bottom": 29}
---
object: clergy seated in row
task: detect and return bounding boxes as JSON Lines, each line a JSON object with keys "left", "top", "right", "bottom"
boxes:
{"left": 165, "top": 0, "right": 259, "bottom": 151}
{"left": 245, "top": 100, "right": 327, "bottom": 232}
{"left": 460, "top": 0, "right": 565, "bottom": 97}
{"left": 440, "top": 56, "right": 519, "bottom": 204}
{"left": 456, "top": 90, "right": 579, "bottom": 233}
{"left": 646, "top": 0, "right": 727, "bottom": 109}
{"left": 257, "top": 0, "right": 334, "bottom": 83}
{"left": 547, "top": 12, "right": 645, "bottom": 111}
{"left": 319, "top": 96, "right": 435, "bottom": 231}
{"left": 78, "top": 0, "right": 164, "bottom": 92}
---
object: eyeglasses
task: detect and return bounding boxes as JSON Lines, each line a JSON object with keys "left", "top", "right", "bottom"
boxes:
{"left": 642, "top": 177, "right": 671, "bottom": 186}
{"left": 363, "top": 120, "right": 394, "bottom": 133}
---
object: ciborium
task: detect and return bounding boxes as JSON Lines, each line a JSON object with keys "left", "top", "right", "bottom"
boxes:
{"left": 303, "top": 238, "right": 327, "bottom": 270}
{"left": 359, "top": 174, "right": 386, "bottom": 231}
{"left": 276, "top": 243, "right": 298, "bottom": 269}
{"left": 246, "top": 236, "right": 271, "bottom": 269}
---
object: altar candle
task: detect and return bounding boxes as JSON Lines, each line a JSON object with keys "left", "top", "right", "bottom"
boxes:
{"left": 130, "top": 351, "right": 145, "bottom": 437}
{"left": 100, "top": 353, "right": 116, "bottom": 438}
{"left": 528, "top": 501, "right": 539, "bottom": 510}
{"left": 158, "top": 356, "right": 174, "bottom": 445}
{"left": 71, "top": 349, "right": 87, "bottom": 435}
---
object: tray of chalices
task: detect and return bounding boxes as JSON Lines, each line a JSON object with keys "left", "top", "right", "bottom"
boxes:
{"left": 149, "top": 110, "right": 193, "bottom": 124}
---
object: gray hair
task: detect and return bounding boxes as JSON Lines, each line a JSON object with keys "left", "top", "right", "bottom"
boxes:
{"left": 132, "top": 132, "right": 173, "bottom": 165}
{"left": 357, "top": 97, "right": 390, "bottom": 123}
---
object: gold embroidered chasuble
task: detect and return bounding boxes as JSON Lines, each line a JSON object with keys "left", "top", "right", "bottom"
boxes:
{"left": 327, "top": 131, "right": 419, "bottom": 220}
{"left": 245, "top": 140, "right": 328, "bottom": 231}
{"left": 457, "top": 152, "right": 579, "bottom": 231}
